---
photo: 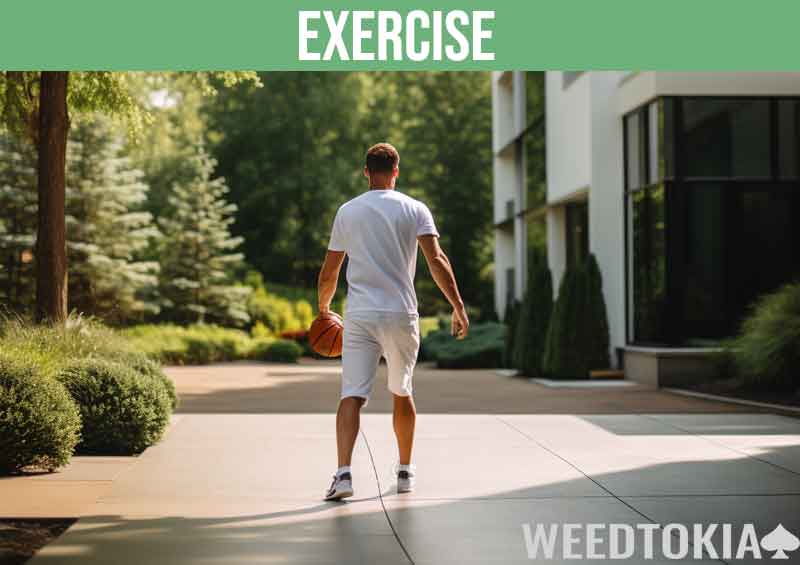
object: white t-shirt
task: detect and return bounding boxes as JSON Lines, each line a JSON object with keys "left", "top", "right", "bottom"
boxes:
{"left": 328, "top": 189, "right": 439, "bottom": 314}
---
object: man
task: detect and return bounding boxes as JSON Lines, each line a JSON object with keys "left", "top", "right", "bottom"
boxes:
{"left": 317, "top": 142, "right": 468, "bottom": 501}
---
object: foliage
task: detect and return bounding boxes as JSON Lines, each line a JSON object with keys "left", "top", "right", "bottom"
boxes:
{"left": 249, "top": 338, "right": 303, "bottom": 363}
{"left": 122, "top": 324, "right": 251, "bottom": 365}
{"left": 419, "top": 316, "right": 440, "bottom": 339}
{"left": 157, "top": 146, "right": 250, "bottom": 325}
{"left": 512, "top": 250, "right": 553, "bottom": 377}
{"left": 66, "top": 115, "right": 161, "bottom": 321}
{"left": 0, "top": 133, "right": 37, "bottom": 311}
{"left": 0, "top": 354, "right": 81, "bottom": 474}
{"left": 542, "top": 254, "right": 611, "bottom": 379}
{"left": 731, "top": 282, "right": 800, "bottom": 389}
{"left": 502, "top": 299, "right": 521, "bottom": 368}
{"left": 542, "top": 268, "right": 583, "bottom": 378}
{"left": 57, "top": 359, "right": 171, "bottom": 454}
{"left": 420, "top": 322, "right": 506, "bottom": 369}
{"left": 581, "top": 254, "right": 610, "bottom": 371}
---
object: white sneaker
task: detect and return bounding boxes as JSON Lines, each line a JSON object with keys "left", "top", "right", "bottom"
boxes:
{"left": 397, "top": 466, "right": 416, "bottom": 494}
{"left": 324, "top": 473, "right": 353, "bottom": 501}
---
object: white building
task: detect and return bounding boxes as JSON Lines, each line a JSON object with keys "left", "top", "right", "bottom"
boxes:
{"left": 493, "top": 71, "right": 800, "bottom": 385}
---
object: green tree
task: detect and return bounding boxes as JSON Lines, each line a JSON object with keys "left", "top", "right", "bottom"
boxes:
{"left": 1, "top": 71, "right": 260, "bottom": 323}
{"left": 0, "top": 132, "right": 38, "bottom": 311}
{"left": 203, "top": 72, "right": 364, "bottom": 288}
{"left": 157, "top": 146, "right": 250, "bottom": 326}
{"left": 362, "top": 72, "right": 494, "bottom": 316}
{"left": 542, "top": 267, "right": 584, "bottom": 378}
{"left": 581, "top": 254, "right": 610, "bottom": 371}
{"left": 66, "top": 115, "right": 160, "bottom": 322}
{"left": 513, "top": 249, "right": 553, "bottom": 377}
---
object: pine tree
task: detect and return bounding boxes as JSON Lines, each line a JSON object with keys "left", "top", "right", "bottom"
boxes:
{"left": 582, "top": 254, "right": 610, "bottom": 370}
{"left": 0, "top": 133, "right": 38, "bottom": 313}
{"left": 542, "top": 267, "right": 585, "bottom": 378}
{"left": 513, "top": 249, "right": 554, "bottom": 377}
{"left": 502, "top": 298, "right": 521, "bottom": 369}
{"left": 66, "top": 116, "right": 161, "bottom": 322}
{"left": 158, "top": 146, "right": 250, "bottom": 325}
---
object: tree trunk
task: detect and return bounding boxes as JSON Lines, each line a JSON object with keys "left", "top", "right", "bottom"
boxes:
{"left": 35, "top": 71, "right": 69, "bottom": 324}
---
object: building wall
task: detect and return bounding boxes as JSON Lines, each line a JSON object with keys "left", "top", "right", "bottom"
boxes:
{"left": 545, "top": 72, "right": 592, "bottom": 204}
{"left": 587, "top": 72, "right": 626, "bottom": 361}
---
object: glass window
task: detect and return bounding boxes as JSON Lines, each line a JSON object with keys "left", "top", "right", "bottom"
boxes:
{"left": 778, "top": 100, "right": 800, "bottom": 179}
{"left": 630, "top": 185, "right": 666, "bottom": 343}
{"left": 565, "top": 202, "right": 588, "bottom": 268}
{"left": 525, "top": 72, "right": 545, "bottom": 128}
{"left": 625, "top": 112, "right": 641, "bottom": 189}
{"left": 525, "top": 131, "right": 546, "bottom": 211}
{"left": 682, "top": 99, "right": 771, "bottom": 177}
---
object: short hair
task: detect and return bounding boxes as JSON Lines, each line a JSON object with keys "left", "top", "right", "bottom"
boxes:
{"left": 365, "top": 143, "right": 400, "bottom": 174}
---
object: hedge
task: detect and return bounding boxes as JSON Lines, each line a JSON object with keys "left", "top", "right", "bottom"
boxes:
{"left": 421, "top": 322, "right": 507, "bottom": 369}
{"left": 0, "top": 355, "right": 81, "bottom": 474}
{"left": 732, "top": 282, "right": 800, "bottom": 390}
{"left": 512, "top": 249, "right": 553, "bottom": 377}
{"left": 57, "top": 359, "right": 172, "bottom": 454}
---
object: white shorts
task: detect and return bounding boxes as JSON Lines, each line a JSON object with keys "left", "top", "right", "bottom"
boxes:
{"left": 341, "top": 311, "right": 420, "bottom": 401}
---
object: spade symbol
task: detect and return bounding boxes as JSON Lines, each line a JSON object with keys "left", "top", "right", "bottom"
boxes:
{"left": 761, "top": 524, "right": 800, "bottom": 560}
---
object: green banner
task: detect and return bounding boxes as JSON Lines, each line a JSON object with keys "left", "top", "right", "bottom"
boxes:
{"left": 3, "top": 0, "right": 800, "bottom": 70}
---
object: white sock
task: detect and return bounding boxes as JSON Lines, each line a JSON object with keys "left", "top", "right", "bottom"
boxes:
{"left": 336, "top": 466, "right": 351, "bottom": 478}
{"left": 398, "top": 463, "right": 414, "bottom": 473}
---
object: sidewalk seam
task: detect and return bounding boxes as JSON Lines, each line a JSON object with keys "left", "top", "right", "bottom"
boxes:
{"left": 360, "top": 429, "right": 415, "bottom": 565}
{"left": 495, "top": 416, "right": 730, "bottom": 565}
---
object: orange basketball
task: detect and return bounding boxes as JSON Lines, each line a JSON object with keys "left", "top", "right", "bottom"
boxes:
{"left": 309, "top": 312, "right": 344, "bottom": 357}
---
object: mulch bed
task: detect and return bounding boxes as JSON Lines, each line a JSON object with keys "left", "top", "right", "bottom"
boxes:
{"left": 681, "top": 379, "right": 800, "bottom": 409}
{"left": 0, "top": 519, "right": 75, "bottom": 565}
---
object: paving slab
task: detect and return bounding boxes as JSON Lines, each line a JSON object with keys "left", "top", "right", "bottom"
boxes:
{"left": 501, "top": 414, "right": 800, "bottom": 496}
{"left": 619, "top": 495, "right": 800, "bottom": 565}
{"left": 381, "top": 498, "right": 719, "bottom": 564}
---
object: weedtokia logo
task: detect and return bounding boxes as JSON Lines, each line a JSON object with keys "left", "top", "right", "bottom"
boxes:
{"left": 521, "top": 522, "right": 800, "bottom": 560}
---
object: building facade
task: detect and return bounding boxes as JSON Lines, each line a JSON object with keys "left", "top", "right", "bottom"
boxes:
{"left": 492, "top": 71, "right": 800, "bottom": 384}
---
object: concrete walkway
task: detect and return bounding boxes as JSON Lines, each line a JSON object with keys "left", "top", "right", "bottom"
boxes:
{"left": 27, "top": 362, "right": 800, "bottom": 564}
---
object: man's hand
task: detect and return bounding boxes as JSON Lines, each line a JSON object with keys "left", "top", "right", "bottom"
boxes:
{"left": 451, "top": 306, "right": 469, "bottom": 340}
{"left": 317, "top": 250, "right": 345, "bottom": 317}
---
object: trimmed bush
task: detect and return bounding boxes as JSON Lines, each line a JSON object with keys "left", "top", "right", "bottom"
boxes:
{"left": 57, "top": 359, "right": 172, "bottom": 454}
{"left": 121, "top": 352, "right": 178, "bottom": 409}
{"left": 543, "top": 254, "right": 611, "bottom": 379}
{"left": 543, "top": 268, "right": 582, "bottom": 378}
{"left": 122, "top": 324, "right": 250, "bottom": 365}
{"left": 512, "top": 250, "right": 553, "bottom": 377}
{"left": 0, "top": 355, "right": 81, "bottom": 474}
{"left": 250, "top": 338, "right": 303, "bottom": 363}
{"left": 581, "top": 255, "right": 610, "bottom": 371}
{"left": 732, "top": 282, "right": 800, "bottom": 390}
{"left": 421, "top": 322, "right": 507, "bottom": 369}
{"left": 502, "top": 300, "right": 521, "bottom": 368}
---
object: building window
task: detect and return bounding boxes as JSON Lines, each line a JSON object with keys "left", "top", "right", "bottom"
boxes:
{"left": 625, "top": 97, "right": 800, "bottom": 345}
{"left": 565, "top": 201, "right": 588, "bottom": 268}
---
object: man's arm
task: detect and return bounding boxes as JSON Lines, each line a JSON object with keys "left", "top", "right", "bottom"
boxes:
{"left": 317, "top": 250, "right": 345, "bottom": 314}
{"left": 418, "top": 235, "right": 469, "bottom": 339}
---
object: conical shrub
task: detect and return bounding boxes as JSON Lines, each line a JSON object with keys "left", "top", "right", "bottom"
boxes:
{"left": 512, "top": 250, "right": 553, "bottom": 377}
{"left": 582, "top": 254, "right": 610, "bottom": 371}
{"left": 543, "top": 267, "right": 583, "bottom": 378}
{"left": 502, "top": 299, "right": 521, "bottom": 368}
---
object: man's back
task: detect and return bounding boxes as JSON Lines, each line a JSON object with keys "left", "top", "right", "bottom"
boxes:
{"left": 328, "top": 189, "right": 438, "bottom": 314}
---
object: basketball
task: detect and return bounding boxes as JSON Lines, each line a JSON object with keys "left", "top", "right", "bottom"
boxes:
{"left": 309, "top": 311, "right": 344, "bottom": 357}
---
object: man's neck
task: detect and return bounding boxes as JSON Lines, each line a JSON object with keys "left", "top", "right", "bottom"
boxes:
{"left": 369, "top": 184, "right": 394, "bottom": 190}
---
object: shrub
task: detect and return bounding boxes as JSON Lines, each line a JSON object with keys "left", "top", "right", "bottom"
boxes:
{"left": 57, "top": 359, "right": 172, "bottom": 454}
{"left": 121, "top": 352, "right": 178, "bottom": 409}
{"left": 502, "top": 300, "right": 521, "bottom": 368}
{"left": 581, "top": 254, "right": 610, "bottom": 371}
{"left": 542, "top": 254, "right": 611, "bottom": 379}
{"left": 421, "top": 322, "right": 507, "bottom": 369}
{"left": 512, "top": 249, "right": 553, "bottom": 377}
{"left": 0, "top": 355, "right": 82, "bottom": 474}
{"left": 732, "top": 282, "right": 800, "bottom": 390}
{"left": 122, "top": 324, "right": 250, "bottom": 365}
{"left": 542, "top": 267, "right": 584, "bottom": 378}
{"left": 250, "top": 338, "right": 303, "bottom": 363}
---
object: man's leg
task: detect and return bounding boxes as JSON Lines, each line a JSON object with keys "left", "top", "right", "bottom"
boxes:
{"left": 392, "top": 394, "right": 416, "bottom": 465}
{"left": 336, "top": 396, "right": 366, "bottom": 467}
